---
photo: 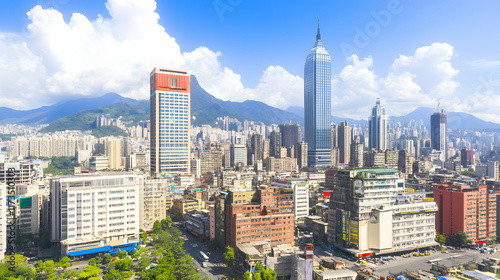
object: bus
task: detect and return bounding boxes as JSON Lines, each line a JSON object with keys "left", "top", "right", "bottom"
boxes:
{"left": 428, "top": 259, "right": 442, "bottom": 264}
{"left": 200, "top": 251, "right": 209, "bottom": 267}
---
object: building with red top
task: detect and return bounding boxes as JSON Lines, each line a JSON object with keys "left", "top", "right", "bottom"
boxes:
{"left": 434, "top": 184, "right": 496, "bottom": 243}
{"left": 150, "top": 68, "right": 190, "bottom": 176}
{"left": 224, "top": 187, "right": 295, "bottom": 248}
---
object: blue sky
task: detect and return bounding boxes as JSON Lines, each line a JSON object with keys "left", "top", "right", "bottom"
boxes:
{"left": 1, "top": 0, "right": 500, "bottom": 122}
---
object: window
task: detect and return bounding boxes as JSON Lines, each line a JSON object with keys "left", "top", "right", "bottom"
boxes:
{"left": 170, "top": 78, "right": 178, "bottom": 87}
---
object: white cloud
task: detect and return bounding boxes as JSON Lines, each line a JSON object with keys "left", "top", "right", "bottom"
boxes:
{"left": 0, "top": 0, "right": 302, "bottom": 110}
{"left": 0, "top": 1, "right": 499, "bottom": 124}
{"left": 332, "top": 43, "right": 461, "bottom": 119}
{"left": 467, "top": 59, "right": 500, "bottom": 69}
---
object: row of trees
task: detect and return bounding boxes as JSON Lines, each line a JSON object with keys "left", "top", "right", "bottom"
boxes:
{"left": 139, "top": 217, "right": 208, "bottom": 280}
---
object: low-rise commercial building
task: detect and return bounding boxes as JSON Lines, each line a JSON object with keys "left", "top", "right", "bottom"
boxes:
{"left": 50, "top": 173, "right": 141, "bottom": 253}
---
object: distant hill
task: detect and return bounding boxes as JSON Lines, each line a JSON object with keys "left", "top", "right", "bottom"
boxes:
{"left": 285, "top": 106, "right": 367, "bottom": 126}
{"left": 190, "top": 76, "right": 302, "bottom": 125}
{"left": 390, "top": 107, "right": 500, "bottom": 131}
{"left": 38, "top": 76, "right": 304, "bottom": 132}
{"left": 0, "top": 93, "right": 136, "bottom": 125}
{"left": 40, "top": 101, "right": 149, "bottom": 133}
{"left": 5, "top": 77, "right": 500, "bottom": 132}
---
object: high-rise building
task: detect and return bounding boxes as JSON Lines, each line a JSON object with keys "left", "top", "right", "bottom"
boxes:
{"left": 230, "top": 144, "right": 247, "bottom": 167}
{"left": 150, "top": 68, "right": 191, "bottom": 176}
{"left": 251, "top": 133, "right": 264, "bottom": 162}
{"left": 294, "top": 142, "right": 308, "bottom": 169}
{"left": 431, "top": 110, "right": 447, "bottom": 161}
{"left": 331, "top": 124, "right": 339, "bottom": 166}
{"left": 460, "top": 147, "right": 475, "bottom": 168}
{"left": 269, "top": 130, "right": 281, "bottom": 158}
{"left": 350, "top": 140, "right": 363, "bottom": 168}
{"left": 278, "top": 123, "right": 301, "bottom": 148}
{"left": 434, "top": 184, "right": 497, "bottom": 242}
{"left": 338, "top": 122, "right": 351, "bottom": 165}
{"left": 368, "top": 98, "right": 389, "bottom": 151}
{"left": 103, "top": 137, "right": 121, "bottom": 170}
{"left": 304, "top": 22, "right": 331, "bottom": 167}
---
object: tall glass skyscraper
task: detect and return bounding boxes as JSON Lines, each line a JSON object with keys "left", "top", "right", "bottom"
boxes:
{"left": 304, "top": 22, "right": 331, "bottom": 167}
{"left": 150, "top": 68, "right": 191, "bottom": 176}
{"left": 431, "top": 110, "right": 447, "bottom": 161}
{"left": 368, "top": 98, "right": 389, "bottom": 151}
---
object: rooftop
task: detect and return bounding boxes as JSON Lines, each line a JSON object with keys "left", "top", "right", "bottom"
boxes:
{"left": 355, "top": 168, "right": 398, "bottom": 175}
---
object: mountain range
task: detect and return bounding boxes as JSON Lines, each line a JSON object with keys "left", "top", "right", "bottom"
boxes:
{"left": 1, "top": 75, "right": 500, "bottom": 132}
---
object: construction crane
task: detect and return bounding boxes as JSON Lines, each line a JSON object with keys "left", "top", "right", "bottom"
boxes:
{"left": 436, "top": 98, "right": 444, "bottom": 113}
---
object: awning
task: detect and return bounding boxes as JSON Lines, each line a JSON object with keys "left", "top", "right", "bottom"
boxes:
{"left": 68, "top": 245, "right": 111, "bottom": 257}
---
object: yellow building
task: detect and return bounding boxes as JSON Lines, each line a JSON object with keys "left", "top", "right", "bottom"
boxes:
{"left": 171, "top": 199, "right": 200, "bottom": 219}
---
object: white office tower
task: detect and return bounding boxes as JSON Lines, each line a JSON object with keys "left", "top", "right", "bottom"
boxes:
{"left": 368, "top": 98, "right": 389, "bottom": 151}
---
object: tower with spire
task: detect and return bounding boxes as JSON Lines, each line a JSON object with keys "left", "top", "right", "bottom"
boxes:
{"left": 304, "top": 20, "right": 332, "bottom": 167}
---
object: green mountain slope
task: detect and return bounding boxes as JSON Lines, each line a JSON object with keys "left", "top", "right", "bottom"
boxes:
{"left": 40, "top": 102, "right": 149, "bottom": 133}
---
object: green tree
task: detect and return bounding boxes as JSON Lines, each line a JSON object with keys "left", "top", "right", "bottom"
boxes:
{"left": 461, "top": 168, "right": 476, "bottom": 177}
{"left": 102, "top": 269, "right": 122, "bottom": 280}
{"left": 15, "top": 265, "right": 38, "bottom": 280}
{"left": 137, "top": 257, "right": 152, "bottom": 272}
{"left": 253, "top": 272, "right": 262, "bottom": 280}
{"left": 161, "top": 219, "right": 169, "bottom": 230}
{"left": 262, "top": 268, "right": 277, "bottom": 280}
{"left": 102, "top": 254, "right": 113, "bottom": 265}
{"left": 116, "top": 250, "right": 127, "bottom": 259}
{"left": 255, "top": 262, "right": 265, "bottom": 273}
{"left": 112, "top": 258, "right": 133, "bottom": 271}
{"left": 88, "top": 256, "right": 101, "bottom": 267}
{"left": 165, "top": 216, "right": 172, "bottom": 228}
{"left": 224, "top": 246, "right": 235, "bottom": 266}
{"left": 34, "top": 259, "right": 55, "bottom": 275}
{"left": 450, "top": 231, "right": 468, "bottom": 247}
{"left": 78, "top": 265, "right": 102, "bottom": 279}
{"left": 436, "top": 234, "right": 446, "bottom": 244}
{"left": 141, "top": 231, "right": 148, "bottom": 244}
{"left": 57, "top": 256, "right": 71, "bottom": 269}
{"left": 62, "top": 269, "right": 79, "bottom": 279}
{"left": 153, "top": 220, "right": 161, "bottom": 232}
{"left": 243, "top": 271, "right": 252, "bottom": 280}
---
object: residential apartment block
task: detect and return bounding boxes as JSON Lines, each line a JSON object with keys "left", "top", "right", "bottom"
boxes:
{"left": 224, "top": 187, "right": 295, "bottom": 248}
{"left": 434, "top": 184, "right": 497, "bottom": 243}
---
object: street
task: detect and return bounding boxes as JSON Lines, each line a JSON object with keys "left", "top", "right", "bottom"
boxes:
{"left": 358, "top": 249, "right": 500, "bottom": 277}
{"left": 176, "top": 224, "right": 232, "bottom": 280}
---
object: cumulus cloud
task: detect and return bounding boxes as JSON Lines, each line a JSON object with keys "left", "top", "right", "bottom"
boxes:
{"left": 0, "top": 0, "right": 302, "bottom": 110}
{"left": 333, "top": 43, "right": 460, "bottom": 119}
{"left": 0, "top": 1, "right": 498, "bottom": 123}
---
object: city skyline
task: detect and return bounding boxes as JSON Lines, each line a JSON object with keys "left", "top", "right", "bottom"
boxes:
{"left": 1, "top": 0, "right": 500, "bottom": 124}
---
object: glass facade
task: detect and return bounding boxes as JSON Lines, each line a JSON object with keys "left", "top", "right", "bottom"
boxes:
{"left": 368, "top": 98, "right": 389, "bottom": 151}
{"left": 150, "top": 68, "right": 191, "bottom": 175}
{"left": 158, "top": 91, "right": 190, "bottom": 172}
{"left": 304, "top": 24, "right": 332, "bottom": 167}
